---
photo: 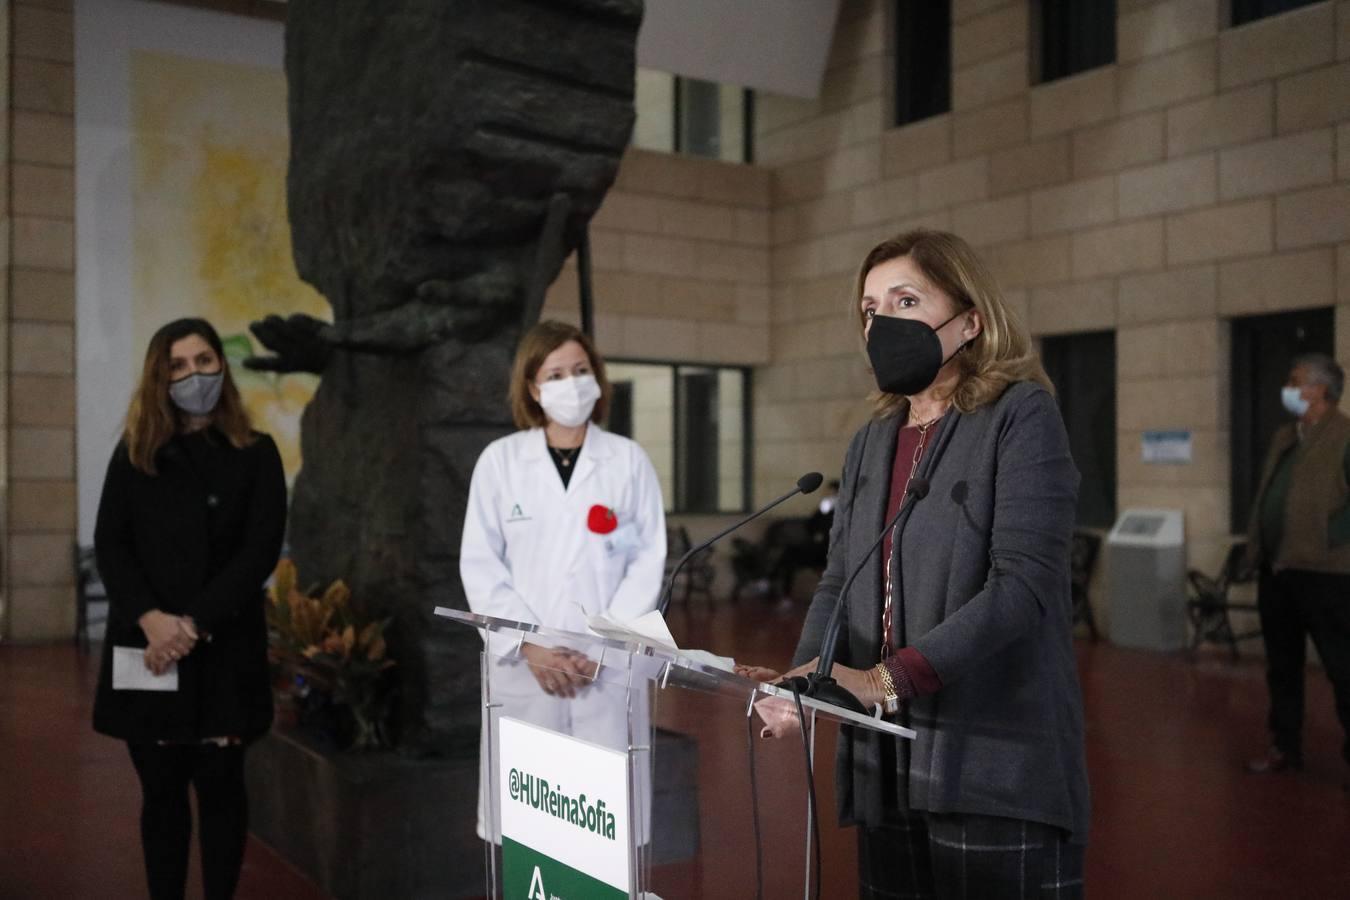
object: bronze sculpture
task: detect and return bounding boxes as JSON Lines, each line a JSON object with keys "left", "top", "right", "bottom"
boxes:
{"left": 249, "top": 0, "right": 644, "bottom": 753}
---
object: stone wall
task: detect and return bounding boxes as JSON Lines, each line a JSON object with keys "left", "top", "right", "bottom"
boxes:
{"left": 542, "top": 147, "right": 772, "bottom": 368}
{"left": 4, "top": 0, "right": 78, "bottom": 640}
{"left": 754, "top": 0, "right": 1350, "bottom": 590}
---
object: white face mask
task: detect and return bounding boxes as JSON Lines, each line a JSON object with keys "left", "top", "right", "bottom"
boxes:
{"left": 538, "top": 374, "right": 601, "bottom": 427}
{"left": 1281, "top": 385, "right": 1310, "bottom": 417}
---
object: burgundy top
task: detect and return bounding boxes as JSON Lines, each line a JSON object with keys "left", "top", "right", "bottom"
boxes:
{"left": 880, "top": 422, "right": 942, "bottom": 700}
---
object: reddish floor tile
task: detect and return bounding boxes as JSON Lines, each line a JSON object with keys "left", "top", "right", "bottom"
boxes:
{"left": 3, "top": 598, "right": 1348, "bottom": 898}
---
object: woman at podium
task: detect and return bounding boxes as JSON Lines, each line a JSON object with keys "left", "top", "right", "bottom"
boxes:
{"left": 460, "top": 319, "right": 667, "bottom": 840}
{"left": 744, "top": 231, "right": 1090, "bottom": 898}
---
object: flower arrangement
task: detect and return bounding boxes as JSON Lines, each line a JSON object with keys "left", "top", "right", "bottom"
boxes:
{"left": 266, "top": 559, "right": 396, "bottom": 750}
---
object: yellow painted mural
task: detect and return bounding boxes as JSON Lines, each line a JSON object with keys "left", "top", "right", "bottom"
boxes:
{"left": 130, "top": 50, "right": 326, "bottom": 481}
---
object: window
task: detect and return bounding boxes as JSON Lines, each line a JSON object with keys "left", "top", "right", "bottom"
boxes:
{"left": 893, "top": 0, "right": 951, "bottom": 126}
{"left": 1230, "top": 0, "right": 1322, "bottom": 27}
{"left": 632, "top": 69, "right": 677, "bottom": 154}
{"left": 1229, "top": 307, "right": 1334, "bottom": 532}
{"left": 1035, "top": 0, "right": 1116, "bottom": 84}
{"left": 676, "top": 77, "right": 753, "bottom": 163}
{"left": 607, "top": 362, "right": 751, "bottom": 514}
{"left": 1042, "top": 331, "right": 1117, "bottom": 528}
{"left": 632, "top": 69, "right": 754, "bottom": 163}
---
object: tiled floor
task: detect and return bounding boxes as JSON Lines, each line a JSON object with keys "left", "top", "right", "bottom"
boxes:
{"left": 2, "top": 599, "right": 1347, "bottom": 898}
{"left": 0, "top": 643, "right": 324, "bottom": 900}
{"left": 655, "top": 599, "right": 1350, "bottom": 899}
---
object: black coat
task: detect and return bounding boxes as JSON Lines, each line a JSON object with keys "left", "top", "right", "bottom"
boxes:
{"left": 92, "top": 428, "right": 287, "bottom": 744}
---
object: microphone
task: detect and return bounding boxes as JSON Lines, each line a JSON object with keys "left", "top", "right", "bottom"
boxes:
{"left": 777, "top": 476, "right": 930, "bottom": 713}
{"left": 658, "top": 472, "right": 823, "bottom": 614}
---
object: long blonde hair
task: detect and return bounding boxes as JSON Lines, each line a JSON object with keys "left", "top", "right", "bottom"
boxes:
{"left": 124, "top": 318, "right": 255, "bottom": 474}
{"left": 853, "top": 229, "right": 1050, "bottom": 419}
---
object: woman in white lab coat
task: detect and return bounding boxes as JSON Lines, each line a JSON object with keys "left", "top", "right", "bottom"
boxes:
{"left": 460, "top": 319, "right": 667, "bottom": 840}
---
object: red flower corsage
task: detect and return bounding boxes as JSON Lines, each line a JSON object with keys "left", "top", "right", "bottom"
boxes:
{"left": 587, "top": 505, "right": 618, "bottom": 534}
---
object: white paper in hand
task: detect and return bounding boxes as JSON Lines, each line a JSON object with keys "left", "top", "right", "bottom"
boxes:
{"left": 112, "top": 646, "right": 179, "bottom": 691}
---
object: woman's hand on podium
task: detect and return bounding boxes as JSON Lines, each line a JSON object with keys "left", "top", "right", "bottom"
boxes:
{"left": 753, "top": 696, "right": 802, "bottom": 739}
{"left": 745, "top": 656, "right": 887, "bottom": 739}
{"left": 521, "top": 644, "right": 595, "bottom": 698}
{"left": 734, "top": 664, "right": 782, "bottom": 682}
{"left": 734, "top": 661, "right": 800, "bottom": 739}
{"left": 821, "top": 660, "right": 886, "bottom": 710}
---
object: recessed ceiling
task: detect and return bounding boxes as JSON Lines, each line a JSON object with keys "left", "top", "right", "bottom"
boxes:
{"left": 638, "top": 0, "right": 840, "bottom": 99}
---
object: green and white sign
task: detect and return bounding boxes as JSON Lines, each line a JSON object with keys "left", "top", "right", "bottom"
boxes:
{"left": 499, "top": 716, "right": 631, "bottom": 899}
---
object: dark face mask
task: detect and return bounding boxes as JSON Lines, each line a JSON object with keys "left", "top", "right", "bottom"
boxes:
{"left": 866, "top": 310, "right": 967, "bottom": 396}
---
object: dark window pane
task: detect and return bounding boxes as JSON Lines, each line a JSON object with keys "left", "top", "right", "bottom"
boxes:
{"left": 1039, "top": 0, "right": 1116, "bottom": 83}
{"left": 742, "top": 89, "right": 756, "bottom": 164}
{"left": 609, "top": 381, "right": 634, "bottom": 438}
{"left": 894, "top": 0, "right": 952, "bottom": 126}
{"left": 672, "top": 78, "right": 750, "bottom": 163}
{"left": 1231, "top": 0, "right": 1321, "bottom": 27}
{"left": 678, "top": 78, "right": 723, "bottom": 160}
{"left": 1042, "top": 331, "right": 1117, "bottom": 528}
{"left": 1229, "top": 307, "right": 1334, "bottom": 532}
{"left": 677, "top": 369, "right": 721, "bottom": 514}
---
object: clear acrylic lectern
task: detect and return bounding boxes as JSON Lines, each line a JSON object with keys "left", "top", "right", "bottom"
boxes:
{"left": 434, "top": 606, "right": 915, "bottom": 900}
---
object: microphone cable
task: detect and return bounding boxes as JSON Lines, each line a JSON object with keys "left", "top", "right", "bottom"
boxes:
{"left": 792, "top": 688, "right": 822, "bottom": 900}
{"left": 745, "top": 705, "right": 764, "bottom": 900}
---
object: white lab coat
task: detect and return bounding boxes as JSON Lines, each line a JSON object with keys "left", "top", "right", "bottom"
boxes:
{"left": 459, "top": 425, "right": 667, "bottom": 842}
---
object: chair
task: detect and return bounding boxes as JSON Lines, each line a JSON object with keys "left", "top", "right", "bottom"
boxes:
{"left": 664, "top": 525, "right": 715, "bottom": 607}
{"left": 730, "top": 517, "right": 827, "bottom": 603}
{"left": 1186, "top": 540, "right": 1260, "bottom": 660}
{"left": 74, "top": 543, "right": 109, "bottom": 654}
{"left": 1070, "top": 530, "right": 1102, "bottom": 641}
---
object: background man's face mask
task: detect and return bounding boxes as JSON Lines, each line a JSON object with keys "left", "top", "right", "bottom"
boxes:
{"left": 1281, "top": 385, "right": 1311, "bottom": 417}
{"left": 866, "top": 310, "right": 967, "bottom": 396}
{"left": 169, "top": 371, "right": 224, "bottom": 417}
{"left": 538, "top": 374, "right": 601, "bottom": 427}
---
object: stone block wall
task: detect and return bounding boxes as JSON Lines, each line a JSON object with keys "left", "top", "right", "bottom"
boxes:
{"left": 4, "top": 0, "right": 78, "bottom": 640}
{"left": 754, "top": 0, "right": 1350, "bottom": 583}
{"left": 542, "top": 147, "right": 772, "bottom": 369}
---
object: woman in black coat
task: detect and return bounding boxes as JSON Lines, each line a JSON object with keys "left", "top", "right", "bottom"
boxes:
{"left": 92, "top": 318, "right": 287, "bottom": 900}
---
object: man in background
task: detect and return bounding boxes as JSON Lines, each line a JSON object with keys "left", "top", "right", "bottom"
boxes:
{"left": 1246, "top": 353, "right": 1350, "bottom": 789}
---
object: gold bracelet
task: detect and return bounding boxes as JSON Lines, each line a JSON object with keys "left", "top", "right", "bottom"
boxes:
{"left": 874, "top": 662, "right": 899, "bottom": 715}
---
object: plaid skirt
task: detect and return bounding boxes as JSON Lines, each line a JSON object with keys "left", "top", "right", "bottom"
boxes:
{"left": 858, "top": 811, "right": 1084, "bottom": 899}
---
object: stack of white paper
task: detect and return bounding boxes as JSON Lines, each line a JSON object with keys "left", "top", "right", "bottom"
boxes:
{"left": 586, "top": 610, "right": 736, "bottom": 672}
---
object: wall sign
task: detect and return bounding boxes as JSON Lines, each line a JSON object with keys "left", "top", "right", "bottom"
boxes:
{"left": 1141, "top": 430, "right": 1193, "bottom": 464}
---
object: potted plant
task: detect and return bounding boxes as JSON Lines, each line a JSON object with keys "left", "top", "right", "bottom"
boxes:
{"left": 266, "top": 559, "right": 396, "bottom": 750}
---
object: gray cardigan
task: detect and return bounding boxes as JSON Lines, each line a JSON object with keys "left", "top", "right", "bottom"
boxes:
{"left": 793, "top": 381, "right": 1090, "bottom": 841}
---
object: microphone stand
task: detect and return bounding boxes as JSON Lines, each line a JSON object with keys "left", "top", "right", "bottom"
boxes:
{"left": 777, "top": 478, "right": 930, "bottom": 714}
{"left": 658, "top": 473, "right": 823, "bottom": 615}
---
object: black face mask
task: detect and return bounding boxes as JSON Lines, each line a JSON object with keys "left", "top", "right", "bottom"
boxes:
{"left": 866, "top": 311, "right": 966, "bottom": 396}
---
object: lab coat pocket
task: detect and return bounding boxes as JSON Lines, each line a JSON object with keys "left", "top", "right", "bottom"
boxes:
{"left": 573, "top": 521, "right": 637, "bottom": 606}
{"left": 601, "top": 522, "right": 641, "bottom": 560}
